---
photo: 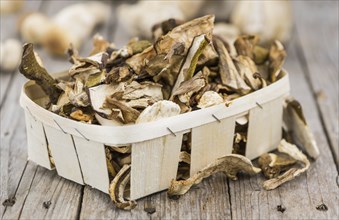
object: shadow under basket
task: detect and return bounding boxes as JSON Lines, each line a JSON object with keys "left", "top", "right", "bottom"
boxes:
{"left": 19, "top": 71, "right": 290, "bottom": 200}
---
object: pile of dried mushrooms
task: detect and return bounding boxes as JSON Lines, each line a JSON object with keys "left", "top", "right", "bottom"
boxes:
{"left": 19, "top": 15, "right": 319, "bottom": 210}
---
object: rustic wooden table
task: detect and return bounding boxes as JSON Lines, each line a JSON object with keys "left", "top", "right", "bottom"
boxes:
{"left": 1, "top": 1, "right": 338, "bottom": 219}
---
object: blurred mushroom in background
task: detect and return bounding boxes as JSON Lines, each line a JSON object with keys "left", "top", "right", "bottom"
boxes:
{"left": 0, "top": 39, "right": 22, "bottom": 72}
{"left": 19, "top": 1, "right": 110, "bottom": 56}
{"left": 0, "top": 0, "right": 23, "bottom": 14}
{"left": 230, "top": 1, "right": 293, "bottom": 43}
{"left": 117, "top": 0, "right": 292, "bottom": 44}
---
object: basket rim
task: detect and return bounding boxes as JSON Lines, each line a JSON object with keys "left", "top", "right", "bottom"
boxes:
{"left": 20, "top": 71, "right": 290, "bottom": 146}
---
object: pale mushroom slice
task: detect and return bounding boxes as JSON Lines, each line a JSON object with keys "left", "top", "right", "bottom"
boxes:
{"left": 259, "top": 153, "right": 297, "bottom": 179}
{"left": 283, "top": 97, "right": 319, "bottom": 159}
{"left": 263, "top": 139, "right": 310, "bottom": 190}
{"left": 235, "top": 55, "right": 262, "bottom": 90}
{"left": 268, "top": 40, "right": 286, "bottom": 82}
{"left": 136, "top": 100, "right": 181, "bottom": 124}
{"left": 233, "top": 35, "right": 260, "bottom": 59}
{"left": 214, "top": 38, "right": 251, "bottom": 95}
{"left": 168, "top": 154, "right": 261, "bottom": 197}
{"left": 197, "top": 91, "right": 223, "bottom": 109}
{"left": 109, "top": 164, "right": 137, "bottom": 210}
{"left": 171, "top": 34, "right": 209, "bottom": 97}
{"left": 88, "top": 83, "right": 125, "bottom": 126}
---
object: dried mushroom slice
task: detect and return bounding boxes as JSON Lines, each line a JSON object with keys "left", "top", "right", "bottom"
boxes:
{"left": 109, "top": 164, "right": 137, "bottom": 210}
{"left": 136, "top": 100, "right": 181, "bottom": 124}
{"left": 234, "top": 35, "right": 260, "bottom": 59}
{"left": 263, "top": 139, "right": 310, "bottom": 190}
{"left": 70, "top": 109, "right": 94, "bottom": 123}
{"left": 197, "top": 91, "right": 223, "bottom": 109}
{"left": 179, "top": 151, "right": 191, "bottom": 164}
{"left": 104, "top": 97, "right": 140, "bottom": 124}
{"left": 126, "top": 15, "right": 215, "bottom": 75}
{"left": 168, "top": 154, "right": 261, "bottom": 197}
{"left": 268, "top": 40, "right": 286, "bottom": 82}
{"left": 214, "top": 38, "right": 251, "bottom": 95}
{"left": 235, "top": 55, "right": 262, "bottom": 90}
{"left": 283, "top": 97, "right": 319, "bottom": 159}
{"left": 19, "top": 43, "right": 61, "bottom": 104}
{"left": 259, "top": 153, "right": 296, "bottom": 179}
{"left": 171, "top": 34, "right": 209, "bottom": 97}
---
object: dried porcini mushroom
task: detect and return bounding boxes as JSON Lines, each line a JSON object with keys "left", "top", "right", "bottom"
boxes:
{"left": 109, "top": 165, "right": 137, "bottom": 210}
{"left": 197, "top": 91, "right": 223, "bottom": 109}
{"left": 234, "top": 35, "right": 260, "bottom": 59}
{"left": 259, "top": 153, "right": 296, "bottom": 179}
{"left": 283, "top": 97, "right": 319, "bottom": 159}
{"left": 19, "top": 43, "right": 61, "bottom": 104}
{"left": 263, "top": 139, "right": 310, "bottom": 190}
{"left": 168, "top": 154, "right": 261, "bottom": 197}
{"left": 136, "top": 100, "right": 180, "bottom": 124}
{"left": 268, "top": 40, "right": 286, "bottom": 82}
{"left": 214, "top": 38, "right": 251, "bottom": 95}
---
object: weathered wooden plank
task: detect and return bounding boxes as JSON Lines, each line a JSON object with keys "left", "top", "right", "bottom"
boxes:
{"left": 293, "top": 1, "right": 339, "bottom": 167}
{"left": 0, "top": 1, "right": 42, "bottom": 106}
{"left": 229, "top": 38, "right": 339, "bottom": 219}
{"left": 190, "top": 117, "right": 236, "bottom": 176}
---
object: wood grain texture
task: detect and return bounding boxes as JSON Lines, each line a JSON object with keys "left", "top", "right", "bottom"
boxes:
{"left": 293, "top": 1, "right": 339, "bottom": 167}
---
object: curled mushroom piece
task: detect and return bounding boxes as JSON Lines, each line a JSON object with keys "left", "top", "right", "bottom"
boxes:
{"left": 214, "top": 38, "right": 251, "bottom": 95}
{"left": 197, "top": 91, "right": 223, "bottom": 109}
{"left": 263, "top": 139, "right": 310, "bottom": 190}
{"left": 168, "top": 154, "right": 261, "bottom": 197}
{"left": 259, "top": 153, "right": 297, "bottom": 179}
{"left": 283, "top": 97, "right": 319, "bottom": 159}
{"left": 136, "top": 100, "right": 181, "bottom": 124}
{"left": 109, "top": 164, "right": 137, "bottom": 210}
{"left": 268, "top": 40, "right": 286, "bottom": 82}
{"left": 19, "top": 43, "right": 61, "bottom": 104}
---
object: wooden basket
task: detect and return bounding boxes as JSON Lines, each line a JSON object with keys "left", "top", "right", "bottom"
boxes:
{"left": 19, "top": 71, "right": 290, "bottom": 200}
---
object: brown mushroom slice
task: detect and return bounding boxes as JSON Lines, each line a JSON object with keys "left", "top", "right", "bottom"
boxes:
{"left": 235, "top": 55, "right": 262, "bottom": 90}
{"left": 197, "top": 91, "right": 223, "bottom": 109}
{"left": 168, "top": 154, "right": 261, "bottom": 197}
{"left": 268, "top": 40, "right": 286, "bottom": 82}
{"left": 19, "top": 43, "right": 61, "bottom": 104}
{"left": 104, "top": 97, "right": 140, "bottom": 124}
{"left": 283, "top": 97, "right": 319, "bottom": 159}
{"left": 70, "top": 109, "right": 94, "bottom": 123}
{"left": 109, "top": 164, "right": 137, "bottom": 210}
{"left": 214, "top": 38, "right": 251, "bottom": 95}
{"left": 263, "top": 139, "right": 310, "bottom": 190}
{"left": 259, "top": 153, "right": 297, "bottom": 179}
{"left": 126, "top": 15, "right": 215, "bottom": 75}
{"left": 88, "top": 83, "right": 125, "bottom": 125}
{"left": 179, "top": 151, "right": 191, "bottom": 164}
{"left": 171, "top": 34, "right": 209, "bottom": 97}
{"left": 122, "top": 81, "right": 163, "bottom": 101}
{"left": 234, "top": 35, "right": 260, "bottom": 59}
{"left": 136, "top": 100, "right": 181, "bottom": 124}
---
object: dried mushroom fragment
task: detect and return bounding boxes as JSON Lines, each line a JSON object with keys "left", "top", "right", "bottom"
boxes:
{"left": 234, "top": 35, "right": 260, "bottom": 59}
{"left": 235, "top": 55, "right": 262, "bottom": 90}
{"left": 253, "top": 45, "right": 269, "bottom": 65}
{"left": 19, "top": 43, "right": 61, "bottom": 104}
{"left": 136, "top": 100, "right": 180, "bottom": 124}
{"left": 268, "top": 40, "right": 286, "bottom": 82}
{"left": 104, "top": 97, "right": 140, "bottom": 124}
{"left": 171, "top": 34, "right": 209, "bottom": 96}
{"left": 197, "top": 91, "right": 223, "bottom": 109}
{"left": 283, "top": 97, "right": 319, "bottom": 159}
{"left": 168, "top": 154, "right": 261, "bottom": 197}
{"left": 70, "top": 109, "right": 94, "bottom": 123}
{"left": 214, "top": 38, "right": 251, "bottom": 95}
{"left": 109, "top": 165, "right": 137, "bottom": 210}
{"left": 263, "top": 139, "right": 310, "bottom": 190}
{"left": 259, "top": 153, "right": 296, "bottom": 179}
